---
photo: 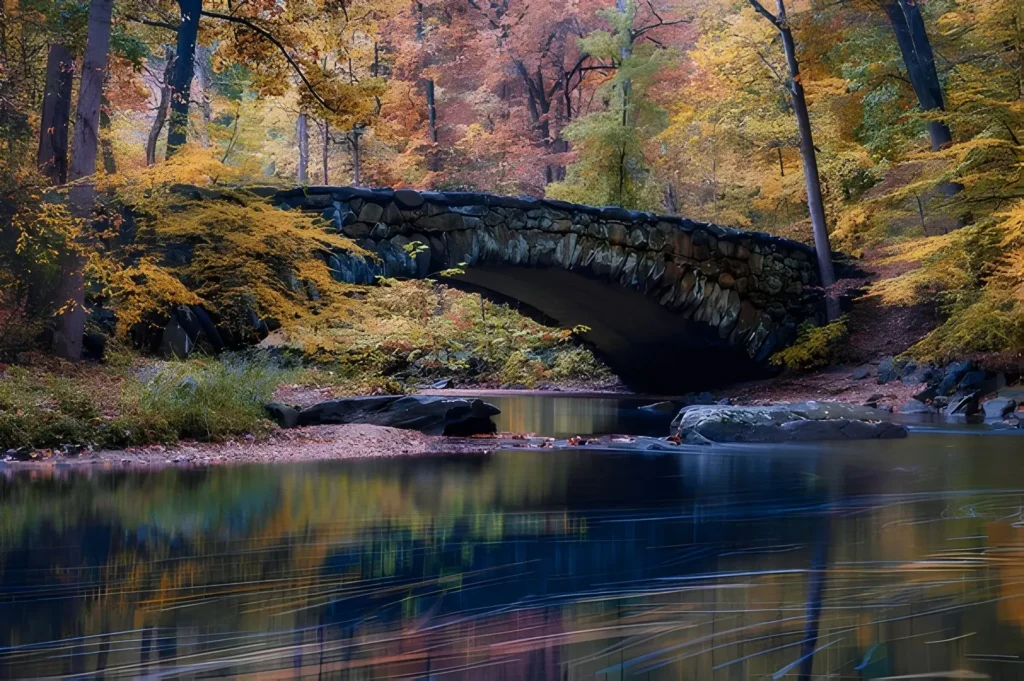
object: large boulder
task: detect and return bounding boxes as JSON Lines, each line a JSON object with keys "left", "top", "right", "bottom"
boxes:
{"left": 937, "top": 360, "right": 974, "bottom": 396}
{"left": 265, "top": 402, "right": 300, "bottom": 429}
{"left": 982, "top": 397, "right": 1017, "bottom": 420}
{"left": 673, "top": 401, "right": 907, "bottom": 444}
{"left": 295, "top": 395, "right": 500, "bottom": 435}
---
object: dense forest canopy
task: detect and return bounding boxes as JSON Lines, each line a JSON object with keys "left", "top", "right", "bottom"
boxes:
{"left": 0, "top": 0, "right": 1021, "bottom": 363}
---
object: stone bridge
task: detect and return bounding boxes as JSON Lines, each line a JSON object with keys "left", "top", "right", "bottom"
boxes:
{"left": 276, "top": 186, "right": 823, "bottom": 389}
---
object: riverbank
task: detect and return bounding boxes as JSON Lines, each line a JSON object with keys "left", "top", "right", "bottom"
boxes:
{"left": 3, "top": 423, "right": 499, "bottom": 470}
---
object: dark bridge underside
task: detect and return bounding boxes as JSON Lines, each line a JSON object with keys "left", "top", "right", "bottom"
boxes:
{"left": 456, "top": 266, "right": 765, "bottom": 392}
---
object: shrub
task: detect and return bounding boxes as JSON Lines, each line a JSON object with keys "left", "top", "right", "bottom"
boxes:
{"left": 499, "top": 350, "right": 548, "bottom": 387}
{"left": 0, "top": 354, "right": 284, "bottom": 450}
{"left": 771, "top": 317, "right": 849, "bottom": 372}
{"left": 125, "top": 355, "right": 283, "bottom": 441}
{"left": 867, "top": 202, "right": 1023, "bottom": 361}
{"left": 549, "top": 347, "right": 612, "bottom": 383}
{"left": 0, "top": 189, "right": 84, "bottom": 358}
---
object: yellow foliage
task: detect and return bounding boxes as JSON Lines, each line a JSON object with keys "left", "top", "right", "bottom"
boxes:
{"left": 770, "top": 317, "right": 849, "bottom": 371}
{"left": 104, "top": 260, "right": 203, "bottom": 337}
{"left": 97, "top": 146, "right": 254, "bottom": 205}
{"left": 867, "top": 201, "right": 1024, "bottom": 360}
{"left": 124, "top": 194, "right": 368, "bottom": 341}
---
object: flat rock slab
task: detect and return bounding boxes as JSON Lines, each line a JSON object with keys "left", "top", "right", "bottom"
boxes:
{"left": 294, "top": 395, "right": 501, "bottom": 436}
{"left": 673, "top": 401, "right": 908, "bottom": 444}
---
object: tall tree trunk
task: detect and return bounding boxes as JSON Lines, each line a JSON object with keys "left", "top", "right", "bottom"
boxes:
{"left": 350, "top": 128, "right": 361, "bottom": 185}
{"left": 425, "top": 79, "right": 439, "bottom": 172}
{"left": 37, "top": 44, "right": 74, "bottom": 184}
{"left": 750, "top": 0, "right": 839, "bottom": 320}
{"left": 882, "top": 0, "right": 952, "bottom": 151}
{"left": 322, "top": 120, "right": 330, "bottom": 185}
{"left": 425, "top": 79, "right": 438, "bottom": 143}
{"left": 297, "top": 113, "right": 309, "bottom": 183}
{"left": 194, "top": 44, "right": 214, "bottom": 145}
{"left": 146, "top": 48, "right": 176, "bottom": 166}
{"left": 166, "top": 0, "right": 202, "bottom": 157}
{"left": 100, "top": 92, "right": 116, "bottom": 174}
{"left": 56, "top": 0, "right": 115, "bottom": 361}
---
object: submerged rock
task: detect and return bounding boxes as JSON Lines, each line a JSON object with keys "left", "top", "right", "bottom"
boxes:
{"left": 945, "top": 391, "right": 981, "bottom": 417}
{"left": 672, "top": 401, "right": 908, "bottom": 444}
{"left": 638, "top": 401, "right": 679, "bottom": 414}
{"left": 295, "top": 395, "right": 500, "bottom": 436}
{"left": 898, "top": 399, "right": 937, "bottom": 415}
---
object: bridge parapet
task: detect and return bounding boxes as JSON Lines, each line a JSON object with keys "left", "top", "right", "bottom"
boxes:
{"left": 276, "top": 186, "right": 822, "bottom": 366}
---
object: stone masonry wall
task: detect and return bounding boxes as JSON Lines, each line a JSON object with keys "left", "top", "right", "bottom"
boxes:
{"left": 275, "top": 186, "right": 823, "bottom": 362}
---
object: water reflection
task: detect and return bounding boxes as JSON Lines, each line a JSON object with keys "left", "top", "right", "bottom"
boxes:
{"left": 1, "top": 431, "right": 1023, "bottom": 679}
{"left": 485, "top": 393, "right": 673, "bottom": 438}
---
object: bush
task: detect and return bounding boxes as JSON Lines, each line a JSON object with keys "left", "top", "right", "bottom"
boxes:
{"left": 125, "top": 355, "right": 283, "bottom": 441}
{"left": 0, "top": 184, "right": 84, "bottom": 358}
{"left": 771, "top": 317, "right": 849, "bottom": 372}
{"left": 0, "top": 366, "right": 112, "bottom": 450}
{"left": 549, "top": 347, "right": 612, "bottom": 383}
{"left": 498, "top": 350, "right": 548, "bottom": 388}
{"left": 0, "top": 354, "right": 284, "bottom": 450}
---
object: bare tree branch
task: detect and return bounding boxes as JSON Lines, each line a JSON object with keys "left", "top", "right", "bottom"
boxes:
{"left": 747, "top": 0, "right": 780, "bottom": 28}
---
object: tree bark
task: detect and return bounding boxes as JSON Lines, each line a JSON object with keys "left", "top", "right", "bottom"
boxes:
{"left": 37, "top": 44, "right": 74, "bottom": 184}
{"left": 166, "top": 0, "right": 202, "bottom": 156}
{"left": 100, "top": 92, "right": 116, "bottom": 174}
{"left": 57, "top": 0, "right": 115, "bottom": 360}
{"left": 882, "top": 0, "right": 952, "bottom": 151}
{"left": 425, "top": 79, "right": 438, "bottom": 144}
{"left": 146, "top": 48, "right": 176, "bottom": 166}
{"left": 194, "top": 43, "right": 214, "bottom": 144}
{"left": 350, "top": 127, "right": 361, "bottom": 185}
{"left": 750, "top": 0, "right": 839, "bottom": 320}
{"left": 297, "top": 114, "right": 309, "bottom": 183}
{"left": 322, "top": 120, "right": 330, "bottom": 185}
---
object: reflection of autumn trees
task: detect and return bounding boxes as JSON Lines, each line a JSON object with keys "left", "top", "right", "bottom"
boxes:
{"left": 3, "top": 450, "right": 1024, "bottom": 678}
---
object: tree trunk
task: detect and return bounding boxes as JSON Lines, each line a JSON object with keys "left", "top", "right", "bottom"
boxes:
{"left": 322, "top": 120, "right": 330, "bottom": 184}
{"left": 425, "top": 79, "right": 438, "bottom": 143}
{"left": 350, "top": 128, "right": 361, "bottom": 185}
{"left": 100, "top": 92, "right": 116, "bottom": 174}
{"left": 751, "top": 0, "right": 839, "bottom": 320}
{"left": 146, "top": 48, "right": 176, "bottom": 166}
{"left": 37, "top": 44, "right": 74, "bottom": 184}
{"left": 882, "top": 0, "right": 952, "bottom": 151}
{"left": 57, "top": 0, "right": 115, "bottom": 361}
{"left": 194, "top": 44, "right": 214, "bottom": 144}
{"left": 166, "top": 0, "right": 202, "bottom": 156}
{"left": 297, "top": 113, "right": 309, "bottom": 183}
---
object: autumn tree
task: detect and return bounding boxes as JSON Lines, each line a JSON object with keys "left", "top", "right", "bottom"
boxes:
{"left": 53, "top": 0, "right": 116, "bottom": 360}
{"left": 747, "top": 0, "right": 838, "bottom": 319}
{"left": 546, "top": 0, "right": 688, "bottom": 210}
{"left": 878, "top": 0, "right": 952, "bottom": 151}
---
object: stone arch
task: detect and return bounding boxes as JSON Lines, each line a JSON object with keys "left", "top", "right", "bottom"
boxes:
{"left": 277, "top": 186, "right": 823, "bottom": 390}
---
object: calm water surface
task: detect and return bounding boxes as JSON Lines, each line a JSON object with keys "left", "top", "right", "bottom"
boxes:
{"left": 1, "top": 396, "right": 1023, "bottom": 680}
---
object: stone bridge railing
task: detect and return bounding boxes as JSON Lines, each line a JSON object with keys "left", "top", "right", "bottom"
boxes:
{"left": 275, "top": 186, "right": 823, "bottom": 363}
